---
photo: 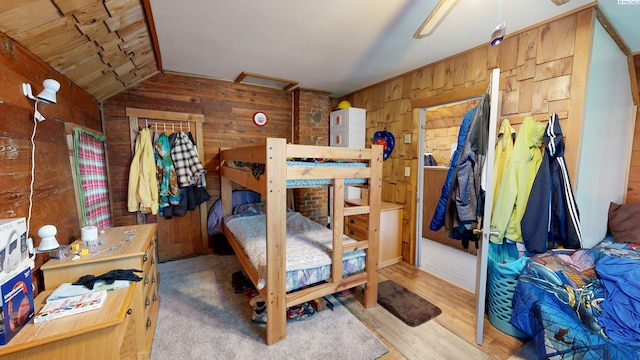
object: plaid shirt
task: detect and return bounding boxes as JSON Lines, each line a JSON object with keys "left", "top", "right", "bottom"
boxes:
{"left": 171, "top": 131, "right": 205, "bottom": 187}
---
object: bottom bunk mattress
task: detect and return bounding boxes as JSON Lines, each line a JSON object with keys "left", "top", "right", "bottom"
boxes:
{"left": 223, "top": 210, "right": 366, "bottom": 292}
{"left": 510, "top": 238, "right": 640, "bottom": 359}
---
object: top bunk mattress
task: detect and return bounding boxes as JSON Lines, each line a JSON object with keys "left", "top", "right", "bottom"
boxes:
{"left": 223, "top": 211, "right": 366, "bottom": 292}
{"left": 228, "top": 160, "right": 368, "bottom": 187}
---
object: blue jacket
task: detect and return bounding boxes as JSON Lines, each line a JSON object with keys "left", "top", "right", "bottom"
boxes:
{"left": 520, "top": 113, "right": 582, "bottom": 252}
{"left": 429, "top": 106, "right": 476, "bottom": 232}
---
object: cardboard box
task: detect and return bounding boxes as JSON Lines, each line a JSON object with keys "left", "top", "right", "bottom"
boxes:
{"left": 0, "top": 266, "right": 34, "bottom": 345}
{"left": 0, "top": 218, "right": 29, "bottom": 278}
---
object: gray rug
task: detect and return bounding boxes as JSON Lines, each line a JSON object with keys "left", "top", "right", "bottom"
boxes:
{"left": 151, "top": 254, "right": 388, "bottom": 360}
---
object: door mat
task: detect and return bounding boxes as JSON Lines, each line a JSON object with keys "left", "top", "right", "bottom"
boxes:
{"left": 377, "top": 280, "right": 442, "bottom": 327}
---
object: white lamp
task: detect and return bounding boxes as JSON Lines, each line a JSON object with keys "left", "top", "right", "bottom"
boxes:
{"left": 22, "top": 79, "right": 60, "bottom": 105}
{"left": 35, "top": 225, "right": 60, "bottom": 252}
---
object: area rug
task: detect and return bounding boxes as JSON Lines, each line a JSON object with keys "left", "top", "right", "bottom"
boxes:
{"left": 377, "top": 280, "right": 442, "bottom": 327}
{"left": 151, "top": 254, "right": 388, "bottom": 360}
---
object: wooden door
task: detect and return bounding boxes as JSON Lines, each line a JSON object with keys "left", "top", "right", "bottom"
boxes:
{"left": 475, "top": 68, "right": 500, "bottom": 345}
{"left": 127, "top": 108, "right": 208, "bottom": 262}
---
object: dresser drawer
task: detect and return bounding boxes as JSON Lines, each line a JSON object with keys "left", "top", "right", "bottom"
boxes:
{"left": 345, "top": 224, "right": 367, "bottom": 241}
{"left": 143, "top": 265, "right": 158, "bottom": 311}
{"left": 345, "top": 214, "right": 368, "bottom": 233}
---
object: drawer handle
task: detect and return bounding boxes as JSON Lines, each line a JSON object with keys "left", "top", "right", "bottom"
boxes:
{"left": 349, "top": 230, "right": 355, "bottom": 235}
{"left": 152, "top": 274, "right": 156, "bottom": 284}
{"left": 146, "top": 317, "right": 152, "bottom": 329}
{"left": 144, "top": 275, "right": 150, "bottom": 284}
{"left": 145, "top": 297, "right": 150, "bottom": 307}
{"left": 143, "top": 253, "right": 148, "bottom": 262}
{"left": 151, "top": 255, "right": 155, "bottom": 265}
{"left": 153, "top": 293, "right": 158, "bottom": 302}
{"left": 127, "top": 308, "right": 133, "bottom": 315}
{"left": 350, "top": 219, "right": 355, "bottom": 224}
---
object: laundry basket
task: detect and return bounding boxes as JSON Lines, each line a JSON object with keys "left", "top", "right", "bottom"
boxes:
{"left": 487, "top": 241, "right": 529, "bottom": 338}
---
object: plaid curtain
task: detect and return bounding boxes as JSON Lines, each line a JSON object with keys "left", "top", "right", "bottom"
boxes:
{"left": 73, "top": 128, "right": 113, "bottom": 229}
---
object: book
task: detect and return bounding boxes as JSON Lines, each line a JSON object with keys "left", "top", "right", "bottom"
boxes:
{"left": 34, "top": 290, "right": 107, "bottom": 324}
{"left": 46, "top": 280, "right": 129, "bottom": 303}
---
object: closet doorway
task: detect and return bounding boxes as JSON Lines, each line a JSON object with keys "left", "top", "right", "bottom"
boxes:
{"left": 127, "top": 108, "right": 207, "bottom": 262}
{"left": 414, "top": 68, "right": 500, "bottom": 345}
{"left": 418, "top": 97, "right": 481, "bottom": 292}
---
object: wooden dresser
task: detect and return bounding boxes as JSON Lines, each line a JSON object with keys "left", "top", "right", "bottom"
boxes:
{"left": 344, "top": 198, "right": 404, "bottom": 268}
{"left": 0, "top": 286, "right": 136, "bottom": 360}
{"left": 40, "top": 224, "right": 159, "bottom": 360}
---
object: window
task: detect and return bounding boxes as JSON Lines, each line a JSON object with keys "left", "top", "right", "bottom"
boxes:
{"left": 68, "top": 126, "right": 113, "bottom": 229}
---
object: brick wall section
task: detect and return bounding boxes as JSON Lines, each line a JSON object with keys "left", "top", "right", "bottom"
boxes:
{"left": 293, "top": 88, "right": 331, "bottom": 225}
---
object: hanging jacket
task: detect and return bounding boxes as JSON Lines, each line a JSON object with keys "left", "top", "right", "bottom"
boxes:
{"left": 489, "top": 116, "right": 545, "bottom": 244}
{"left": 521, "top": 113, "right": 582, "bottom": 252}
{"left": 171, "top": 131, "right": 206, "bottom": 187}
{"left": 154, "top": 133, "right": 180, "bottom": 212}
{"left": 443, "top": 94, "right": 490, "bottom": 246}
{"left": 128, "top": 128, "right": 159, "bottom": 214}
{"left": 492, "top": 119, "right": 516, "bottom": 206}
{"left": 451, "top": 93, "right": 490, "bottom": 224}
{"left": 429, "top": 106, "right": 477, "bottom": 232}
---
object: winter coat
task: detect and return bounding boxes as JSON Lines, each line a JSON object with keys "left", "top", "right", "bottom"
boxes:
{"left": 429, "top": 106, "right": 476, "bottom": 232}
{"left": 128, "top": 128, "right": 159, "bottom": 214}
{"left": 520, "top": 113, "right": 582, "bottom": 252}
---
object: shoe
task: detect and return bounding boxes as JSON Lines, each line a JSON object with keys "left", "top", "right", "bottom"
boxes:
{"left": 232, "top": 271, "right": 252, "bottom": 293}
{"left": 243, "top": 287, "right": 259, "bottom": 298}
{"left": 287, "top": 303, "right": 316, "bottom": 322}
{"left": 252, "top": 300, "right": 267, "bottom": 326}
{"left": 249, "top": 295, "right": 263, "bottom": 307}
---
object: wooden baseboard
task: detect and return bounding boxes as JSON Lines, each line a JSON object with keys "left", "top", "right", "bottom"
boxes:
{"left": 379, "top": 256, "right": 402, "bottom": 269}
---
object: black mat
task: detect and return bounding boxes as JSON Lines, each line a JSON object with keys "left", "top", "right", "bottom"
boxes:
{"left": 377, "top": 280, "right": 442, "bottom": 327}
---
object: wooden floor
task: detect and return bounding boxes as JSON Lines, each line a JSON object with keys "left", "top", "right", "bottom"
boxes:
{"left": 341, "top": 261, "right": 528, "bottom": 360}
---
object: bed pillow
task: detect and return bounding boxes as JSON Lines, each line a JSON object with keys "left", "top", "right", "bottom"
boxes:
{"left": 233, "top": 202, "right": 267, "bottom": 217}
{"left": 608, "top": 202, "right": 640, "bottom": 245}
{"left": 232, "top": 202, "right": 293, "bottom": 217}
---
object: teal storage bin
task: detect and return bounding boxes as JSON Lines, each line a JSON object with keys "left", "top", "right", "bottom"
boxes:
{"left": 487, "top": 241, "right": 529, "bottom": 338}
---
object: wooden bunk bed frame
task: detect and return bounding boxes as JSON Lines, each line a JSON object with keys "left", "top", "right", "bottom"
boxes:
{"left": 220, "top": 138, "right": 383, "bottom": 345}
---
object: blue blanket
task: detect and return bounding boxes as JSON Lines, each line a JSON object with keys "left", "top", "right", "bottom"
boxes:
{"left": 510, "top": 241, "right": 640, "bottom": 359}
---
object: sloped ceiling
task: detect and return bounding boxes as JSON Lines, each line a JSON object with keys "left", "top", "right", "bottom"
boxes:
{"left": 0, "top": 0, "right": 159, "bottom": 101}
{"left": 0, "top": 1, "right": 637, "bottom": 102}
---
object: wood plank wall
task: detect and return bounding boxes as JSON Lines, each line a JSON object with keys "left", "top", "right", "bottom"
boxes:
{"left": 628, "top": 53, "right": 640, "bottom": 203}
{"left": 339, "top": 8, "right": 596, "bottom": 263}
{"left": 102, "top": 73, "right": 295, "bottom": 231}
{"left": 0, "top": 33, "right": 100, "bottom": 291}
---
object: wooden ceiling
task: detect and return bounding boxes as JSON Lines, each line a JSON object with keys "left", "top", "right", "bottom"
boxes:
{"left": 0, "top": 0, "right": 159, "bottom": 101}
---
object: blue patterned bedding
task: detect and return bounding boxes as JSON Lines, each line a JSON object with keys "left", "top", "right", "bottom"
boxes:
{"left": 511, "top": 238, "right": 640, "bottom": 359}
{"left": 223, "top": 206, "right": 366, "bottom": 292}
{"left": 228, "top": 160, "right": 368, "bottom": 187}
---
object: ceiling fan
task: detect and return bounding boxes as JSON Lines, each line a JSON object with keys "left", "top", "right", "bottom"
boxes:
{"left": 413, "top": 0, "right": 570, "bottom": 39}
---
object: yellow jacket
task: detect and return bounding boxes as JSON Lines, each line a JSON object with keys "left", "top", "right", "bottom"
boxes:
{"left": 490, "top": 117, "right": 545, "bottom": 243}
{"left": 492, "top": 119, "right": 516, "bottom": 206}
{"left": 128, "top": 128, "right": 158, "bottom": 214}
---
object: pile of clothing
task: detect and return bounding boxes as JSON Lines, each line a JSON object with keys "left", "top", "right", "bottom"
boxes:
{"left": 128, "top": 128, "right": 210, "bottom": 218}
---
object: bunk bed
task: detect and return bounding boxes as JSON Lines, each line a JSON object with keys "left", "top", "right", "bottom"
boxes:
{"left": 219, "top": 138, "right": 383, "bottom": 345}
